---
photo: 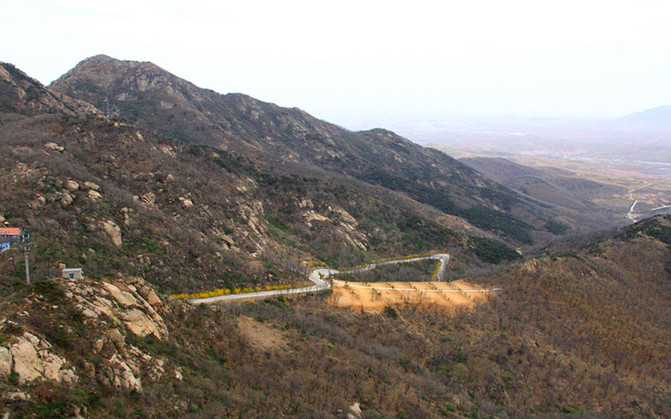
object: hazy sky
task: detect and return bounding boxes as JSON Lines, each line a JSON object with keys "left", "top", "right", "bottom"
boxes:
{"left": 3, "top": 0, "right": 671, "bottom": 127}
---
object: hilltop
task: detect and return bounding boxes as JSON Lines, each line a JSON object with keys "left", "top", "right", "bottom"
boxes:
{"left": 618, "top": 105, "right": 671, "bottom": 131}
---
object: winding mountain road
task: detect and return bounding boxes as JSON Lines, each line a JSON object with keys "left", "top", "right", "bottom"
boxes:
{"left": 189, "top": 253, "right": 450, "bottom": 304}
{"left": 627, "top": 199, "right": 639, "bottom": 222}
{"left": 338, "top": 253, "right": 450, "bottom": 280}
{"left": 626, "top": 183, "right": 656, "bottom": 223}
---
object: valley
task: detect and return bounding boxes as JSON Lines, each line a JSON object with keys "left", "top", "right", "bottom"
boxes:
{"left": 508, "top": 156, "right": 671, "bottom": 223}
{"left": 431, "top": 142, "right": 671, "bottom": 226}
{"left": 403, "top": 110, "right": 671, "bottom": 226}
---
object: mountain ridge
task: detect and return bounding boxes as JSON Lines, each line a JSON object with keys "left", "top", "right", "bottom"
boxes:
{"left": 50, "top": 55, "right": 597, "bottom": 244}
{"left": 0, "top": 60, "right": 528, "bottom": 294}
{"left": 0, "top": 61, "right": 99, "bottom": 117}
{"left": 619, "top": 104, "right": 671, "bottom": 129}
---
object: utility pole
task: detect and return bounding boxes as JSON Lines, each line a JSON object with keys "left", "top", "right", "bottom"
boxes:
{"left": 22, "top": 231, "right": 30, "bottom": 285}
{"left": 103, "top": 97, "right": 110, "bottom": 118}
{"left": 24, "top": 244, "right": 30, "bottom": 285}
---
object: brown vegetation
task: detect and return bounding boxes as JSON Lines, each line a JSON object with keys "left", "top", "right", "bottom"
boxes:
{"left": 1, "top": 221, "right": 671, "bottom": 417}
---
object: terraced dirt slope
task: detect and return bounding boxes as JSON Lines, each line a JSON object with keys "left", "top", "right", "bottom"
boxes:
{"left": 331, "top": 279, "right": 491, "bottom": 312}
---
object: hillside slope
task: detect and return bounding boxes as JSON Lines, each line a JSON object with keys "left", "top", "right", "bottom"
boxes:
{"left": 0, "top": 61, "right": 525, "bottom": 294}
{"left": 0, "top": 62, "right": 98, "bottom": 117}
{"left": 50, "top": 55, "right": 584, "bottom": 244}
{"left": 2, "top": 216, "right": 670, "bottom": 417}
{"left": 461, "top": 156, "right": 625, "bottom": 226}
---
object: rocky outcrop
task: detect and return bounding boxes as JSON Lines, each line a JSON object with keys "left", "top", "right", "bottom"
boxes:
{"left": 3, "top": 391, "right": 31, "bottom": 402}
{"left": 64, "top": 179, "right": 80, "bottom": 191}
{"left": 0, "top": 346, "right": 11, "bottom": 377}
{"left": 348, "top": 402, "right": 363, "bottom": 419}
{"left": 64, "top": 277, "right": 168, "bottom": 341}
{"left": 140, "top": 192, "right": 156, "bottom": 207}
{"left": 1, "top": 332, "right": 78, "bottom": 385}
{"left": 28, "top": 195, "right": 46, "bottom": 209}
{"left": 179, "top": 197, "right": 194, "bottom": 208}
{"left": 6, "top": 276, "right": 174, "bottom": 394}
{"left": 122, "top": 309, "right": 165, "bottom": 339}
{"left": 57, "top": 277, "right": 168, "bottom": 390}
{"left": 100, "top": 219, "right": 122, "bottom": 247}
{"left": 302, "top": 205, "right": 368, "bottom": 250}
{"left": 84, "top": 181, "right": 101, "bottom": 191}
{"left": 56, "top": 191, "right": 75, "bottom": 207}
{"left": 0, "top": 276, "right": 176, "bottom": 402}
{"left": 88, "top": 189, "right": 102, "bottom": 200}
{"left": 98, "top": 353, "right": 142, "bottom": 392}
{"left": 44, "top": 142, "right": 64, "bottom": 152}
{"left": 138, "top": 285, "right": 162, "bottom": 306}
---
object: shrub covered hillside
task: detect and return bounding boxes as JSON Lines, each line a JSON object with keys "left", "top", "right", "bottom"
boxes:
{"left": 0, "top": 61, "right": 519, "bottom": 295}
{"left": 1, "top": 217, "right": 670, "bottom": 417}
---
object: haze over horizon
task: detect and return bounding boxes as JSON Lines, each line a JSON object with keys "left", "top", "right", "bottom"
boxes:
{"left": 3, "top": 0, "right": 671, "bottom": 129}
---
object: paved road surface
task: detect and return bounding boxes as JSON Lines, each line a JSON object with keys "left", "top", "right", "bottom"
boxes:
{"left": 340, "top": 254, "right": 450, "bottom": 280}
{"left": 188, "top": 254, "right": 450, "bottom": 304}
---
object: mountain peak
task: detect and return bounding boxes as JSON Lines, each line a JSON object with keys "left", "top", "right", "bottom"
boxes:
{"left": 80, "top": 53, "right": 115, "bottom": 64}
{"left": 71, "top": 54, "right": 158, "bottom": 69}
{"left": 50, "top": 55, "right": 195, "bottom": 123}
{"left": 54, "top": 54, "right": 166, "bottom": 84}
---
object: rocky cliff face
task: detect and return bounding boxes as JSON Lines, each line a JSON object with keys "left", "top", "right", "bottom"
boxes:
{"left": 1, "top": 332, "right": 77, "bottom": 386}
{"left": 0, "top": 275, "right": 182, "bottom": 414}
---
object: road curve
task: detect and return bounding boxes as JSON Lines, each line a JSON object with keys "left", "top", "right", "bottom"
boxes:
{"left": 339, "top": 254, "right": 450, "bottom": 280}
{"left": 627, "top": 199, "right": 639, "bottom": 222}
{"left": 188, "top": 253, "right": 450, "bottom": 305}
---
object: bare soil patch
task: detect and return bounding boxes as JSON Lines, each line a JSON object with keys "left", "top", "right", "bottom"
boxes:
{"left": 330, "top": 279, "right": 491, "bottom": 312}
{"left": 237, "top": 316, "right": 288, "bottom": 351}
